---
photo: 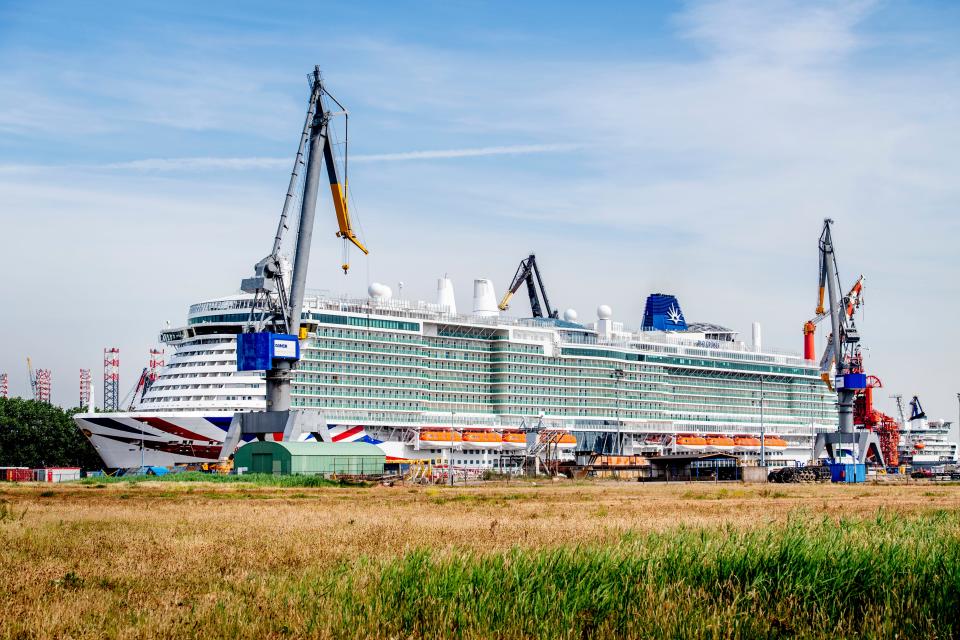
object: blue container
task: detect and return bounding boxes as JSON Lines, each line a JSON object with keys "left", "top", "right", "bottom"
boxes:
{"left": 829, "top": 462, "right": 866, "bottom": 483}
{"left": 237, "top": 333, "right": 300, "bottom": 371}
{"left": 839, "top": 373, "right": 867, "bottom": 389}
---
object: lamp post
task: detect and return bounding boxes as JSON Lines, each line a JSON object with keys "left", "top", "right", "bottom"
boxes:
{"left": 612, "top": 368, "right": 625, "bottom": 455}
{"left": 449, "top": 409, "right": 456, "bottom": 486}
{"left": 759, "top": 375, "right": 766, "bottom": 467}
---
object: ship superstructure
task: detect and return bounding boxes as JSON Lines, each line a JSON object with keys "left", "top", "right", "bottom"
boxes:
{"left": 895, "top": 396, "right": 958, "bottom": 467}
{"left": 75, "top": 283, "right": 838, "bottom": 469}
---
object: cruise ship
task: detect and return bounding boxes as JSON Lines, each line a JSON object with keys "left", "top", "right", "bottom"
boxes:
{"left": 74, "top": 279, "right": 839, "bottom": 470}
{"left": 897, "top": 397, "right": 957, "bottom": 467}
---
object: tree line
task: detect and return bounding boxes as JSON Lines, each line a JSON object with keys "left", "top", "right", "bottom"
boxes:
{"left": 0, "top": 398, "right": 103, "bottom": 470}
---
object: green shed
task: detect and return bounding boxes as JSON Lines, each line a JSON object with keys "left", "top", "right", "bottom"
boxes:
{"left": 234, "top": 441, "right": 385, "bottom": 476}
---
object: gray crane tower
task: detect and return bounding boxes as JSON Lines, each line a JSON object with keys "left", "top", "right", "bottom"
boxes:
{"left": 811, "top": 219, "right": 884, "bottom": 465}
{"left": 219, "top": 66, "right": 367, "bottom": 457}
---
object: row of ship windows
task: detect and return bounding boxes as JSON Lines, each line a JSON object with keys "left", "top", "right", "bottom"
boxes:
{"left": 144, "top": 395, "right": 259, "bottom": 402}
{"left": 294, "top": 365, "right": 826, "bottom": 398}
{"left": 292, "top": 398, "right": 825, "bottom": 424}
{"left": 302, "top": 353, "right": 818, "bottom": 386}
{"left": 159, "top": 372, "right": 261, "bottom": 381}
{"left": 149, "top": 383, "right": 261, "bottom": 391}
{"left": 173, "top": 348, "right": 236, "bottom": 358}
{"left": 289, "top": 390, "right": 831, "bottom": 416}
{"left": 313, "top": 332, "right": 546, "bottom": 356}
{"left": 300, "top": 373, "right": 824, "bottom": 397}
{"left": 291, "top": 387, "right": 831, "bottom": 410}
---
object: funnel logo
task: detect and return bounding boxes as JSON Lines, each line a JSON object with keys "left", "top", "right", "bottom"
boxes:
{"left": 667, "top": 304, "right": 684, "bottom": 325}
{"left": 642, "top": 293, "right": 689, "bottom": 332}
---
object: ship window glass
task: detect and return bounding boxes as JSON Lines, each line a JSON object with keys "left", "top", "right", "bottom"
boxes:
{"left": 312, "top": 313, "right": 420, "bottom": 332}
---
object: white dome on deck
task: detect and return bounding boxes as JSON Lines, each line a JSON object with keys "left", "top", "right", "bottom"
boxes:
{"left": 368, "top": 282, "right": 392, "bottom": 300}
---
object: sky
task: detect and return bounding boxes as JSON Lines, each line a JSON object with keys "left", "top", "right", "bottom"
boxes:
{"left": 0, "top": 0, "right": 958, "bottom": 429}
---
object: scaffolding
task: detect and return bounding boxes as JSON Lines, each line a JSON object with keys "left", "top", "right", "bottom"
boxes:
{"left": 103, "top": 348, "right": 120, "bottom": 411}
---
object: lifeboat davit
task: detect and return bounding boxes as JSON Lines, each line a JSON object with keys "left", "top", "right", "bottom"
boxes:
{"left": 734, "top": 436, "right": 762, "bottom": 451}
{"left": 461, "top": 429, "right": 502, "bottom": 449}
{"left": 501, "top": 430, "right": 527, "bottom": 450}
{"left": 706, "top": 436, "right": 735, "bottom": 451}
{"left": 675, "top": 435, "right": 707, "bottom": 450}
{"left": 538, "top": 430, "right": 577, "bottom": 449}
{"left": 763, "top": 436, "right": 788, "bottom": 449}
{"left": 418, "top": 429, "right": 462, "bottom": 448}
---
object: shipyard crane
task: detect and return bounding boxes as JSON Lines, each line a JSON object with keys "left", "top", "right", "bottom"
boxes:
{"left": 910, "top": 396, "right": 927, "bottom": 421}
{"left": 242, "top": 67, "right": 368, "bottom": 339}
{"left": 221, "top": 66, "right": 371, "bottom": 456}
{"left": 810, "top": 220, "right": 884, "bottom": 465}
{"left": 124, "top": 367, "right": 153, "bottom": 411}
{"left": 26, "top": 357, "right": 37, "bottom": 400}
{"left": 804, "top": 274, "right": 865, "bottom": 390}
{"left": 498, "top": 254, "right": 558, "bottom": 319}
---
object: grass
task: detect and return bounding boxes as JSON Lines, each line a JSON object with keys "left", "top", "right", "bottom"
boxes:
{"left": 74, "top": 471, "right": 357, "bottom": 487}
{"left": 1, "top": 482, "right": 959, "bottom": 639}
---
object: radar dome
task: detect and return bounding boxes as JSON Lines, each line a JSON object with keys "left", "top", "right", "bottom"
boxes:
{"left": 368, "top": 282, "right": 392, "bottom": 300}
{"left": 597, "top": 304, "right": 613, "bottom": 320}
{"left": 563, "top": 308, "right": 578, "bottom": 322}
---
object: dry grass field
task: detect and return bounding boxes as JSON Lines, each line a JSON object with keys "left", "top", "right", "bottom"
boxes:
{"left": 2, "top": 479, "right": 959, "bottom": 639}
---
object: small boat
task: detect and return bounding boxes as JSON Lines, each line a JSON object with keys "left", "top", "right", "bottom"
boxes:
{"left": 762, "top": 436, "right": 788, "bottom": 449}
{"left": 734, "top": 436, "right": 762, "bottom": 451}
{"left": 675, "top": 435, "right": 707, "bottom": 450}
{"left": 501, "top": 430, "right": 527, "bottom": 450}
{"left": 418, "top": 429, "right": 462, "bottom": 448}
{"left": 461, "top": 429, "right": 502, "bottom": 449}
{"left": 706, "top": 436, "right": 735, "bottom": 451}
{"left": 914, "top": 442, "right": 926, "bottom": 450}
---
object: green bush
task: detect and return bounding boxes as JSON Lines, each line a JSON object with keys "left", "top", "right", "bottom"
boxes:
{"left": 0, "top": 398, "right": 101, "bottom": 470}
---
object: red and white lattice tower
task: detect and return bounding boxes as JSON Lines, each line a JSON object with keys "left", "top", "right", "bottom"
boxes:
{"left": 148, "top": 348, "right": 165, "bottom": 382}
{"left": 35, "top": 369, "right": 52, "bottom": 404}
{"left": 80, "top": 368, "right": 91, "bottom": 408}
{"left": 104, "top": 347, "right": 120, "bottom": 411}
{"left": 0, "top": 373, "right": 8, "bottom": 399}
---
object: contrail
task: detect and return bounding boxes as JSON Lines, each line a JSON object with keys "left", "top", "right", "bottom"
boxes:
{"left": 0, "top": 143, "right": 579, "bottom": 173}
{"left": 351, "top": 143, "right": 579, "bottom": 162}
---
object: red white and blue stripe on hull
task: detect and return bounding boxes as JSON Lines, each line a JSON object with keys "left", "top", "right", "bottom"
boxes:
{"left": 73, "top": 413, "right": 381, "bottom": 469}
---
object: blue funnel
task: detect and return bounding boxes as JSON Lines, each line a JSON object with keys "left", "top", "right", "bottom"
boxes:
{"left": 642, "top": 294, "right": 688, "bottom": 331}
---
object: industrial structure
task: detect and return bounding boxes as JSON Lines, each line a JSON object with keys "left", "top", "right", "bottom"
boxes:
{"left": 103, "top": 348, "right": 120, "bottom": 411}
{"left": 26, "top": 358, "right": 51, "bottom": 403}
{"left": 149, "top": 349, "right": 165, "bottom": 383}
{"left": 498, "top": 253, "right": 558, "bottom": 319}
{"left": 234, "top": 441, "right": 384, "bottom": 476}
{"left": 222, "top": 65, "right": 370, "bottom": 452}
{"left": 80, "top": 369, "right": 91, "bottom": 409}
{"left": 810, "top": 220, "right": 884, "bottom": 464}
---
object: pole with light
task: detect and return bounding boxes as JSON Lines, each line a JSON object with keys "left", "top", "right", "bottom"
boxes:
{"left": 612, "top": 367, "right": 625, "bottom": 455}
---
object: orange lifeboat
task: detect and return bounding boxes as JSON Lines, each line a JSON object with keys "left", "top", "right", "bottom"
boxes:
{"left": 418, "top": 429, "right": 462, "bottom": 448}
{"left": 734, "top": 436, "right": 762, "bottom": 451}
{"left": 914, "top": 442, "right": 926, "bottom": 451}
{"left": 501, "top": 430, "right": 527, "bottom": 450}
{"left": 763, "top": 436, "right": 787, "bottom": 449}
{"left": 538, "top": 430, "right": 577, "bottom": 449}
{"left": 706, "top": 436, "right": 735, "bottom": 451}
{"left": 461, "top": 429, "right": 502, "bottom": 449}
{"left": 675, "top": 435, "right": 707, "bottom": 450}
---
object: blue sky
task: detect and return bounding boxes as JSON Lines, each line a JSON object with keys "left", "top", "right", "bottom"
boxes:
{"left": 1, "top": 0, "right": 958, "bottom": 428}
